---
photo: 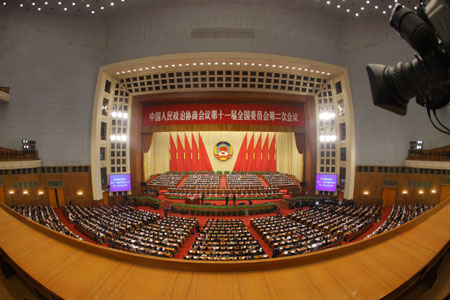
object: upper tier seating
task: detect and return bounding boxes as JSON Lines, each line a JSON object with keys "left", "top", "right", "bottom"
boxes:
{"left": 12, "top": 205, "right": 80, "bottom": 239}
{"left": 185, "top": 218, "right": 268, "bottom": 260}
{"left": 366, "top": 204, "right": 435, "bottom": 239}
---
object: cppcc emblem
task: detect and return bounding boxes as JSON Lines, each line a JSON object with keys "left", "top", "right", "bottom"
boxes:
{"left": 214, "top": 141, "right": 233, "bottom": 161}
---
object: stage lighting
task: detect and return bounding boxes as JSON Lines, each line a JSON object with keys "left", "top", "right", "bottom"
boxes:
{"left": 366, "top": 0, "right": 450, "bottom": 134}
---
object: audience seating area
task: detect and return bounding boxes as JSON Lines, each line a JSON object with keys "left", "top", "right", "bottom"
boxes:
{"left": 62, "top": 205, "right": 159, "bottom": 243}
{"left": 251, "top": 216, "right": 339, "bottom": 257}
{"left": 287, "top": 204, "right": 380, "bottom": 242}
{"left": 148, "top": 173, "right": 184, "bottom": 188}
{"left": 184, "top": 218, "right": 269, "bottom": 260}
{"left": 366, "top": 204, "right": 435, "bottom": 239}
{"left": 226, "top": 173, "right": 264, "bottom": 189}
{"left": 12, "top": 205, "right": 80, "bottom": 239}
{"left": 181, "top": 174, "right": 220, "bottom": 188}
{"left": 262, "top": 173, "right": 297, "bottom": 187}
{"left": 109, "top": 216, "right": 198, "bottom": 258}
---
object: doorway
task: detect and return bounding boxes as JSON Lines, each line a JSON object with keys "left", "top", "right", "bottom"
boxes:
{"left": 382, "top": 187, "right": 397, "bottom": 207}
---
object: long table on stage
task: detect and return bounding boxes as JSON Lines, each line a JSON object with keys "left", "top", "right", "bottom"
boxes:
{"left": 0, "top": 199, "right": 449, "bottom": 299}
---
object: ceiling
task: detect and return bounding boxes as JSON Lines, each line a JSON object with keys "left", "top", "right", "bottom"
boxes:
{"left": 0, "top": 0, "right": 422, "bottom": 19}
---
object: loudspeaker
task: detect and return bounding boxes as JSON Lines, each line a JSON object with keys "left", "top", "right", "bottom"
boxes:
{"left": 141, "top": 181, "right": 147, "bottom": 188}
{"left": 300, "top": 181, "right": 306, "bottom": 187}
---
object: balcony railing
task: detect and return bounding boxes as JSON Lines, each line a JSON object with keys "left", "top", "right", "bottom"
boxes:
{"left": 407, "top": 145, "right": 450, "bottom": 161}
{"left": 0, "top": 150, "right": 39, "bottom": 161}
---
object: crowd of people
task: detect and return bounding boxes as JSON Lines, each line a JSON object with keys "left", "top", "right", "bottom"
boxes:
{"left": 287, "top": 204, "right": 380, "bottom": 242}
{"left": 109, "top": 216, "right": 199, "bottom": 258}
{"left": 184, "top": 218, "right": 269, "bottom": 260}
{"left": 148, "top": 173, "right": 184, "bottom": 188}
{"left": 181, "top": 174, "right": 220, "bottom": 188}
{"left": 366, "top": 204, "right": 435, "bottom": 239}
{"left": 62, "top": 205, "right": 160, "bottom": 243}
{"left": 262, "top": 173, "right": 297, "bottom": 187}
{"left": 226, "top": 174, "right": 264, "bottom": 189}
{"left": 11, "top": 205, "right": 80, "bottom": 239}
{"left": 251, "top": 216, "right": 339, "bottom": 257}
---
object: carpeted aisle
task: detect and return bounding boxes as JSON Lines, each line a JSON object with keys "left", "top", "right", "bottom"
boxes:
{"left": 353, "top": 207, "right": 392, "bottom": 242}
{"left": 54, "top": 208, "right": 99, "bottom": 245}
{"left": 219, "top": 175, "right": 227, "bottom": 189}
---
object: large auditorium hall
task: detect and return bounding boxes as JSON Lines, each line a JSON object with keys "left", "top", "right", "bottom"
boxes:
{"left": 0, "top": 0, "right": 449, "bottom": 299}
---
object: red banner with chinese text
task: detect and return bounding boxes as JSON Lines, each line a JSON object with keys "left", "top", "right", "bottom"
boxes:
{"left": 142, "top": 103, "right": 304, "bottom": 127}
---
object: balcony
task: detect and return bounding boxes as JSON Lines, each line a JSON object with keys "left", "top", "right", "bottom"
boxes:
{"left": 405, "top": 145, "right": 450, "bottom": 170}
{"left": 0, "top": 147, "right": 41, "bottom": 170}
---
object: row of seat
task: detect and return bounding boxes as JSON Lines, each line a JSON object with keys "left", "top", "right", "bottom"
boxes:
{"left": 148, "top": 173, "right": 184, "bottom": 187}
{"left": 287, "top": 204, "right": 380, "bottom": 241}
{"left": 181, "top": 174, "right": 220, "bottom": 188}
{"left": 251, "top": 216, "right": 339, "bottom": 257}
{"left": 262, "top": 173, "right": 297, "bottom": 187}
{"left": 226, "top": 173, "right": 264, "bottom": 188}
{"left": 108, "top": 216, "right": 199, "bottom": 258}
{"left": 184, "top": 218, "right": 269, "bottom": 260}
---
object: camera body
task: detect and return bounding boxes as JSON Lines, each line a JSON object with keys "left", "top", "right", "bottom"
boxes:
{"left": 366, "top": 0, "right": 450, "bottom": 116}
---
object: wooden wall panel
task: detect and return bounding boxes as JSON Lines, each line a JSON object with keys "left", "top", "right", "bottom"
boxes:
{"left": 2, "top": 170, "right": 93, "bottom": 207}
{"left": 353, "top": 170, "right": 446, "bottom": 205}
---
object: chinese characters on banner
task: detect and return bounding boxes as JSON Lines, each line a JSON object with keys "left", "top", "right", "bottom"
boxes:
{"left": 142, "top": 103, "right": 305, "bottom": 127}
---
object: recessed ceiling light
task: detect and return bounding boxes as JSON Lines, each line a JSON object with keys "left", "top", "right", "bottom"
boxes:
{"left": 64, "top": 7, "right": 67, "bottom": 11}
{"left": 355, "top": 13, "right": 359, "bottom": 16}
{"left": 361, "top": 7, "right": 364, "bottom": 10}
{"left": 346, "top": 8, "right": 350, "bottom": 12}
{"left": 86, "top": 4, "right": 90, "bottom": 7}
{"left": 388, "top": 5, "right": 392, "bottom": 8}
{"left": 337, "top": 5, "right": 340, "bottom": 8}
{"left": 91, "top": 10, "right": 95, "bottom": 14}
{"left": 20, "top": 3, "right": 23, "bottom": 7}
{"left": 44, "top": 2, "right": 48, "bottom": 5}
{"left": 37, "top": 7, "right": 41, "bottom": 10}
{"left": 375, "top": 5, "right": 378, "bottom": 9}
{"left": 32, "top": 2, "right": 35, "bottom": 6}
{"left": 58, "top": 1, "right": 61, "bottom": 5}
{"left": 326, "top": 1, "right": 330, "bottom": 4}
{"left": 101, "top": 6, "right": 104, "bottom": 9}
{"left": 111, "top": 2, "right": 115, "bottom": 6}
{"left": 383, "top": 10, "right": 386, "bottom": 14}
{"left": 72, "top": 2, "right": 76, "bottom": 6}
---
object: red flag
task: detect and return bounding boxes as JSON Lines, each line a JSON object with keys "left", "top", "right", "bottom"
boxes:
{"left": 233, "top": 133, "right": 247, "bottom": 172}
{"left": 269, "top": 134, "right": 276, "bottom": 172}
{"left": 246, "top": 133, "right": 255, "bottom": 171}
{"left": 191, "top": 133, "right": 199, "bottom": 172}
{"left": 198, "top": 133, "right": 213, "bottom": 172}
{"left": 169, "top": 134, "right": 177, "bottom": 172}
{"left": 176, "top": 133, "right": 184, "bottom": 171}
{"left": 261, "top": 133, "right": 270, "bottom": 171}
{"left": 254, "top": 133, "right": 262, "bottom": 171}
{"left": 184, "top": 133, "right": 192, "bottom": 172}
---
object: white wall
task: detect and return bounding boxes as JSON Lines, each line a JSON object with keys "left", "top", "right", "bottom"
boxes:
{"left": 1, "top": 1, "right": 447, "bottom": 168}
{"left": 340, "top": 16, "right": 450, "bottom": 166}
{"left": 0, "top": 9, "right": 106, "bottom": 165}
{"left": 103, "top": 0, "right": 343, "bottom": 66}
